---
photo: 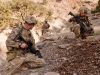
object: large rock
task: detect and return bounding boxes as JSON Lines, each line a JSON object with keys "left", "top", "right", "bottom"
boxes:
{"left": 58, "top": 44, "right": 70, "bottom": 49}
{"left": 29, "top": 72, "right": 39, "bottom": 75}
{"left": 45, "top": 34, "right": 60, "bottom": 41}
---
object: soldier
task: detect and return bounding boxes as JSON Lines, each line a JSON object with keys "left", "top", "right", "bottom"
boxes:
{"left": 42, "top": 20, "right": 50, "bottom": 35}
{"left": 4, "top": 15, "right": 45, "bottom": 75}
{"left": 69, "top": 5, "right": 94, "bottom": 39}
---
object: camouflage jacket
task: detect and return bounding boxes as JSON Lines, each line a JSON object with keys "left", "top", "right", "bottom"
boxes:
{"left": 6, "top": 26, "right": 36, "bottom": 61}
{"left": 42, "top": 22, "right": 50, "bottom": 29}
{"left": 69, "top": 14, "right": 92, "bottom": 27}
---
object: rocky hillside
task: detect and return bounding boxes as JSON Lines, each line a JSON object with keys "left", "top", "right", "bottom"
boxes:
{"left": 0, "top": 0, "right": 100, "bottom": 75}
{"left": 36, "top": 0, "right": 98, "bottom": 36}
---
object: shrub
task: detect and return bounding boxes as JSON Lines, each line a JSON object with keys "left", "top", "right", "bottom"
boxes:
{"left": 96, "top": 0, "right": 100, "bottom": 12}
{"left": 0, "top": 0, "right": 53, "bottom": 31}
{"left": 91, "top": 0, "right": 100, "bottom": 13}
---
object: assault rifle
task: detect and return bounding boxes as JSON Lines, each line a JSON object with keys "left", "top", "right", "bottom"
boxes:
{"left": 68, "top": 11, "right": 89, "bottom": 32}
{"left": 15, "top": 34, "right": 42, "bottom": 58}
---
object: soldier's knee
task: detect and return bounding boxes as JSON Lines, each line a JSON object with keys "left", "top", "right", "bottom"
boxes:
{"left": 70, "top": 27, "right": 73, "bottom": 32}
{"left": 36, "top": 58, "right": 46, "bottom": 67}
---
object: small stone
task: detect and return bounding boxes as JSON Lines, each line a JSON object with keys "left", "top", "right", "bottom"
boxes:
{"left": 44, "top": 72, "right": 60, "bottom": 75}
{"left": 29, "top": 72, "right": 39, "bottom": 75}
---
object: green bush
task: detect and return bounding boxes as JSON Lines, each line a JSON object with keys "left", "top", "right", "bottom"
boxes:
{"left": 91, "top": 0, "right": 100, "bottom": 13}
{"left": 0, "top": 0, "right": 53, "bottom": 31}
{"left": 96, "top": 0, "right": 100, "bottom": 12}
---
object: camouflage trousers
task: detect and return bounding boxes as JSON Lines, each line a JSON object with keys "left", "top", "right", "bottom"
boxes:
{"left": 70, "top": 24, "right": 94, "bottom": 39}
{"left": 10, "top": 53, "right": 45, "bottom": 68}
{"left": 3, "top": 53, "right": 45, "bottom": 75}
{"left": 42, "top": 29, "right": 49, "bottom": 35}
{"left": 23, "top": 53, "right": 45, "bottom": 68}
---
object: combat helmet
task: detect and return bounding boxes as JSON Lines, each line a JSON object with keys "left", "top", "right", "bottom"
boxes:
{"left": 79, "top": 5, "right": 88, "bottom": 14}
{"left": 24, "top": 15, "right": 37, "bottom": 25}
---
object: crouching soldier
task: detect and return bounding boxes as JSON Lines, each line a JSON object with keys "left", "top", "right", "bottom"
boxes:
{"left": 4, "top": 15, "right": 45, "bottom": 75}
{"left": 69, "top": 5, "right": 94, "bottom": 40}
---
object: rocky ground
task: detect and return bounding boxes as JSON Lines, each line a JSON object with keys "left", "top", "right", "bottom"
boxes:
{"left": 53, "top": 36, "right": 100, "bottom": 75}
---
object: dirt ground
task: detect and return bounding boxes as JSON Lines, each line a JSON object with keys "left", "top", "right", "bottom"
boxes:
{"left": 53, "top": 36, "right": 100, "bottom": 75}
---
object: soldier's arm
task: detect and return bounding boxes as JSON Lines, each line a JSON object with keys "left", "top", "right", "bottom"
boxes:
{"left": 47, "top": 23, "right": 50, "bottom": 28}
{"left": 68, "top": 17, "right": 76, "bottom": 22}
{"left": 32, "top": 40, "right": 36, "bottom": 50}
{"left": 28, "top": 32, "right": 37, "bottom": 50}
{"left": 88, "top": 19, "right": 92, "bottom": 26}
{"left": 42, "top": 23, "right": 46, "bottom": 29}
{"left": 68, "top": 14, "right": 79, "bottom": 22}
{"left": 6, "top": 27, "right": 21, "bottom": 48}
{"left": 86, "top": 16, "right": 92, "bottom": 26}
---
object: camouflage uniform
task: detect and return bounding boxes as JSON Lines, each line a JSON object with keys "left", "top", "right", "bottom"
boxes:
{"left": 79, "top": 15, "right": 94, "bottom": 39}
{"left": 69, "top": 5, "right": 94, "bottom": 39}
{"left": 4, "top": 15, "right": 45, "bottom": 75}
{"left": 69, "top": 17, "right": 81, "bottom": 39}
{"left": 42, "top": 21, "right": 50, "bottom": 35}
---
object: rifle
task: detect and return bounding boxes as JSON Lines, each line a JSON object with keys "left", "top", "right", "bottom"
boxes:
{"left": 15, "top": 34, "right": 42, "bottom": 58}
{"left": 68, "top": 11, "right": 89, "bottom": 32}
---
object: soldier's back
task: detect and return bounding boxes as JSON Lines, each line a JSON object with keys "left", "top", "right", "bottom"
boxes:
{"left": 42, "top": 22, "right": 50, "bottom": 29}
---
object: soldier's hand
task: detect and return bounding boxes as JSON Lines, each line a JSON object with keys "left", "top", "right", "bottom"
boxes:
{"left": 20, "top": 43, "right": 28, "bottom": 49}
